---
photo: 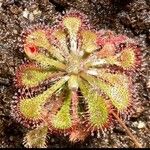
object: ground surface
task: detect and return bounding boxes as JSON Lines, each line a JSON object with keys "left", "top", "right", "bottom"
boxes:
{"left": 0, "top": 0, "right": 150, "bottom": 148}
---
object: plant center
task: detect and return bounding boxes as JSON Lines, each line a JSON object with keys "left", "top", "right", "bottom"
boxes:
{"left": 66, "top": 54, "right": 83, "bottom": 75}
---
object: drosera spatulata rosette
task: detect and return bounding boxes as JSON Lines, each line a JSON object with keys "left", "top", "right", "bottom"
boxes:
{"left": 11, "top": 10, "right": 142, "bottom": 148}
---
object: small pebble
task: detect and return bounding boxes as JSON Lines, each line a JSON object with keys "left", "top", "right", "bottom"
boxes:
{"left": 132, "top": 121, "right": 146, "bottom": 129}
{"left": 22, "top": 8, "right": 29, "bottom": 19}
{"left": 132, "top": 121, "right": 138, "bottom": 127}
{"left": 9, "top": 136, "right": 14, "bottom": 141}
{"left": 13, "top": 29, "right": 18, "bottom": 34}
{"left": 138, "top": 121, "right": 146, "bottom": 129}
{"left": 29, "top": 13, "right": 34, "bottom": 21}
{"left": 33, "top": 9, "right": 42, "bottom": 16}
{"left": 0, "top": 2, "right": 2, "bottom": 8}
{"left": 50, "top": 138, "right": 55, "bottom": 143}
{"left": 147, "top": 77, "right": 150, "bottom": 88}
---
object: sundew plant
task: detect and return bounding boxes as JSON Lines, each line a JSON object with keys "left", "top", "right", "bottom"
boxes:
{"left": 11, "top": 10, "right": 142, "bottom": 148}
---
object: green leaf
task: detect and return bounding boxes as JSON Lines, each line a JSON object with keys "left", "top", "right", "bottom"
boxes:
{"left": 17, "top": 65, "right": 54, "bottom": 88}
{"left": 81, "top": 73, "right": 130, "bottom": 111}
{"left": 79, "top": 79, "right": 108, "bottom": 127}
{"left": 31, "top": 53, "right": 66, "bottom": 70}
{"left": 25, "top": 29, "right": 64, "bottom": 62}
{"left": 51, "top": 91, "right": 72, "bottom": 129}
{"left": 19, "top": 76, "right": 69, "bottom": 120}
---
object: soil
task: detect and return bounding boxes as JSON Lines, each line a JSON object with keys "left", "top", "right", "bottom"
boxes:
{"left": 0, "top": 0, "right": 149, "bottom": 148}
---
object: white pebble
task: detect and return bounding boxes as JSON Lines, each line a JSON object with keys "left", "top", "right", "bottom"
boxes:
{"left": 33, "top": 9, "right": 42, "bottom": 16}
{"left": 132, "top": 121, "right": 138, "bottom": 127}
{"left": 23, "top": 8, "right": 29, "bottom": 19}
{"left": 138, "top": 121, "right": 146, "bottom": 129}
{"left": 29, "top": 13, "right": 34, "bottom": 21}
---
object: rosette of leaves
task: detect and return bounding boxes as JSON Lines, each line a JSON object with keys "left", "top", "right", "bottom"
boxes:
{"left": 11, "top": 10, "right": 142, "bottom": 148}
